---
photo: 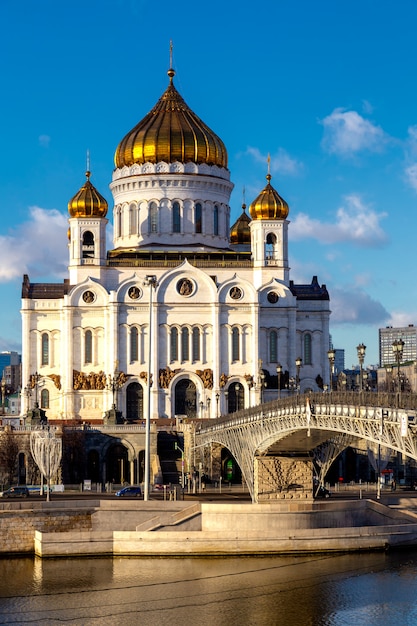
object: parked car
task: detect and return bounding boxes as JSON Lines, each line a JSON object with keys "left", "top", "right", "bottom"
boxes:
{"left": 153, "top": 483, "right": 166, "bottom": 491}
{"left": 315, "top": 485, "right": 331, "bottom": 498}
{"left": 115, "top": 486, "right": 142, "bottom": 497}
{"left": 0, "top": 486, "right": 29, "bottom": 498}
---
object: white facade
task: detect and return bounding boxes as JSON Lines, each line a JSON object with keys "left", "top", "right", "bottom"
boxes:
{"left": 20, "top": 69, "right": 331, "bottom": 423}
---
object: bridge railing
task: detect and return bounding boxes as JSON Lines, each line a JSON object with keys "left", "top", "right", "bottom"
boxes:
{"left": 196, "top": 391, "right": 417, "bottom": 432}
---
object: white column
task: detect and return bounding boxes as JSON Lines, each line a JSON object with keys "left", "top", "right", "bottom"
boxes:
{"left": 21, "top": 305, "right": 31, "bottom": 415}
{"left": 62, "top": 300, "right": 73, "bottom": 419}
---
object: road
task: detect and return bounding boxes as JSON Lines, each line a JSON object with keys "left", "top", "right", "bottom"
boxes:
{"left": 4, "top": 485, "right": 416, "bottom": 503}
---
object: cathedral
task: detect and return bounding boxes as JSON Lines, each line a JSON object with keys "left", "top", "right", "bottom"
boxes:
{"left": 21, "top": 63, "right": 330, "bottom": 424}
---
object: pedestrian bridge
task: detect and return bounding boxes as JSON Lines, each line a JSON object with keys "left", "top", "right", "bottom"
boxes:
{"left": 195, "top": 392, "right": 417, "bottom": 502}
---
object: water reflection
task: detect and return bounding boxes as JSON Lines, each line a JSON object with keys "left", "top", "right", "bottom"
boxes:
{"left": 0, "top": 551, "right": 417, "bottom": 625}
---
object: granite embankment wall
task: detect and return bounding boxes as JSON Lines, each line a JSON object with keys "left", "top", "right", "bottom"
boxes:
{"left": 3, "top": 499, "right": 417, "bottom": 557}
{"left": 0, "top": 500, "right": 97, "bottom": 554}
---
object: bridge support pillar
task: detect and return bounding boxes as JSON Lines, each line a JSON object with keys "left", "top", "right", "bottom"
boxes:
{"left": 254, "top": 456, "right": 314, "bottom": 502}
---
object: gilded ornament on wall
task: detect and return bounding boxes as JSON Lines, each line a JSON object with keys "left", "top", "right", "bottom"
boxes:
{"left": 196, "top": 368, "right": 213, "bottom": 389}
{"left": 140, "top": 371, "right": 153, "bottom": 386}
{"left": 48, "top": 374, "right": 62, "bottom": 390}
{"left": 244, "top": 374, "right": 254, "bottom": 388}
{"left": 82, "top": 290, "right": 95, "bottom": 303}
{"left": 177, "top": 278, "right": 194, "bottom": 296}
{"left": 159, "top": 366, "right": 181, "bottom": 389}
{"left": 73, "top": 370, "right": 107, "bottom": 390}
{"left": 219, "top": 373, "right": 229, "bottom": 388}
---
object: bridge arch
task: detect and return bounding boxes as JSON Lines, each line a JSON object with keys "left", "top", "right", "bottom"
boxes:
{"left": 195, "top": 392, "right": 417, "bottom": 502}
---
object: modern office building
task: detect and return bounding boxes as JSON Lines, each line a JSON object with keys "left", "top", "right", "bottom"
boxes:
{"left": 334, "top": 349, "right": 345, "bottom": 375}
{"left": 20, "top": 63, "right": 331, "bottom": 424}
{"left": 379, "top": 325, "right": 417, "bottom": 367}
{"left": 0, "top": 351, "right": 20, "bottom": 381}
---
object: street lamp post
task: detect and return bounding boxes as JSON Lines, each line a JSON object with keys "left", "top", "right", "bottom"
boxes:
{"left": 356, "top": 343, "right": 366, "bottom": 392}
{"left": 327, "top": 349, "right": 335, "bottom": 392}
{"left": 234, "top": 383, "right": 240, "bottom": 411}
{"left": 295, "top": 357, "right": 302, "bottom": 394}
{"left": 207, "top": 397, "right": 211, "bottom": 418}
{"left": 143, "top": 274, "right": 158, "bottom": 502}
{"left": 23, "top": 385, "right": 32, "bottom": 414}
{"left": 258, "top": 360, "right": 267, "bottom": 404}
{"left": 215, "top": 393, "right": 219, "bottom": 418}
{"left": 174, "top": 441, "right": 185, "bottom": 488}
{"left": 386, "top": 366, "right": 393, "bottom": 393}
{"left": 376, "top": 409, "right": 386, "bottom": 500}
{"left": 107, "top": 363, "right": 124, "bottom": 412}
{"left": 392, "top": 339, "right": 404, "bottom": 404}
{"left": 199, "top": 400, "right": 204, "bottom": 418}
{"left": 288, "top": 377, "right": 297, "bottom": 394}
{"left": 276, "top": 363, "right": 282, "bottom": 400}
{"left": 1, "top": 375, "right": 6, "bottom": 415}
{"left": 30, "top": 372, "right": 42, "bottom": 408}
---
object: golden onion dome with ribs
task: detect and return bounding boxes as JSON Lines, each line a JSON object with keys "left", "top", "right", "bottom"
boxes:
{"left": 230, "top": 204, "right": 251, "bottom": 245}
{"left": 249, "top": 173, "right": 289, "bottom": 220}
{"left": 68, "top": 171, "right": 108, "bottom": 218}
{"left": 114, "top": 68, "right": 228, "bottom": 169}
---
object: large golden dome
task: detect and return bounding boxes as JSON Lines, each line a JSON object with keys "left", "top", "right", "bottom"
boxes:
{"left": 249, "top": 173, "right": 289, "bottom": 220}
{"left": 230, "top": 204, "right": 251, "bottom": 245}
{"left": 114, "top": 69, "right": 228, "bottom": 169}
{"left": 68, "top": 171, "right": 108, "bottom": 218}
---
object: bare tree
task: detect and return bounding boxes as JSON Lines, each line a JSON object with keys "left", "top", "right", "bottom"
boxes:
{"left": 0, "top": 430, "right": 19, "bottom": 487}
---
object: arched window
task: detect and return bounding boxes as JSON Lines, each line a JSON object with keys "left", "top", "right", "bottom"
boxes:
{"left": 173, "top": 201, "right": 181, "bottom": 233}
{"left": 270, "top": 330, "right": 278, "bottom": 363}
{"left": 265, "top": 233, "right": 277, "bottom": 259}
{"left": 182, "top": 327, "right": 189, "bottom": 361}
{"left": 195, "top": 203, "right": 202, "bottom": 233}
{"left": 130, "top": 327, "right": 138, "bottom": 362}
{"left": 171, "top": 327, "right": 178, "bottom": 361}
{"left": 213, "top": 205, "right": 219, "bottom": 236}
{"left": 82, "top": 231, "right": 94, "bottom": 259}
{"left": 117, "top": 208, "right": 122, "bottom": 238}
{"left": 41, "top": 333, "right": 49, "bottom": 366}
{"left": 232, "top": 327, "right": 240, "bottom": 361}
{"left": 83, "top": 231, "right": 94, "bottom": 245}
{"left": 85, "top": 330, "right": 93, "bottom": 364}
{"left": 149, "top": 202, "right": 158, "bottom": 233}
{"left": 40, "top": 389, "right": 49, "bottom": 409}
{"left": 192, "top": 327, "right": 200, "bottom": 361}
{"left": 129, "top": 203, "right": 137, "bottom": 234}
{"left": 304, "top": 333, "right": 312, "bottom": 365}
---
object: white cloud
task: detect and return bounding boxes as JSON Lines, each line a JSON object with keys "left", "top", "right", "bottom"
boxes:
{"left": 402, "top": 127, "right": 417, "bottom": 192}
{"left": 330, "top": 286, "right": 390, "bottom": 325}
{"left": 362, "top": 100, "right": 374, "bottom": 115}
{"left": 244, "top": 146, "right": 303, "bottom": 176}
{"left": 320, "top": 108, "right": 387, "bottom": 156}
{"left": 38, "top": 135, "right": 51, "bottom": 147}
{"left": 0, "top": 206, "right": 67, "bottom": 282}
{"left": 386, "top": 311, "right": 417, "bottom": 328}
{"left": 405, "top": 163, "right": 417, "bottom": 192}
{"left": 291, "top": 194, "right": 388, "bottom": 247}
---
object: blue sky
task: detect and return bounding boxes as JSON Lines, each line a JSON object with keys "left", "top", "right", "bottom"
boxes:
{"left": 1, "top": 0, "right": 417, "bottom": 368}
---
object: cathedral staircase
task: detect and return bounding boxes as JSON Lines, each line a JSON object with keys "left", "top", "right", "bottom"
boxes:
{"left": 157, "top": 431, "right": 184, "bottom": 485}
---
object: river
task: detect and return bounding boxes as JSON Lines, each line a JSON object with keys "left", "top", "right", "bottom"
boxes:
{"left": 0, "top": 550, "right": 416, "bottom": 625}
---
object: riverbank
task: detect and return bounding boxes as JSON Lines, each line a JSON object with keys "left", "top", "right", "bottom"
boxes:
{"left": 2, "top": 497, "right": 417, "bottom": 557}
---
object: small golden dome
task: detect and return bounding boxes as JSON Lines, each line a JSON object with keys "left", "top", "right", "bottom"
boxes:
{"left": 230, "top": 204, "right": 251, "bottom": 245}
{"left": 114, "top": 69, "right": 228, "bottom": 169}
{"left": 68, "top": 171, "right": 108, "bottom": 218}
{"left": 249, "top": 173, "right": 289, "bottom": 220}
